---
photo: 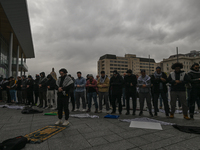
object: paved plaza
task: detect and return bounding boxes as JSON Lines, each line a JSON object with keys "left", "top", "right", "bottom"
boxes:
{"left": 0, "top": 101, "right": 200, "bottom": 150}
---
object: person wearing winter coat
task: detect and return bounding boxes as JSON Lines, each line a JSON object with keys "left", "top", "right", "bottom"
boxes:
{"left": 124, "top": 69, "right": 137, "bottom": 115}
{"left": 16, "top": 76, "right": 22, "bottom": 104}
{"left": 168, "top": 62, "right": 190, "bottom": 120}
{"left": 26, "top": 75, "right": 34, "bottom": 105}
{"left": 7, "top": 77, "right": 16, "bottom": 103}
{"left": 109, "top": 70, "right": 123, "bottom": 114}
{"left": 46, "top": 74, "right": 56, "bottom": 109}
{"left": 38, "top": 72, "right": 48, "bottom": 108}
{"left": 21, "top": 75, "right": 27, "bottom": 104}
{"left": 34, "top": 74, "right": 40, "bottom": 105}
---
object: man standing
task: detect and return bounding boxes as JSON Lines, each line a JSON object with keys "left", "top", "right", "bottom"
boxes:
{"left": 34, "top": 75, "right": 40, "bottom": 106}
{"left": 21, "top": 75, "right": 27, "bottom": 104}
{"left": 16, "top": 76, "right": 22, "bottom": 104}
{"left": 46, "top": 74, "right": 56, "bottom": 109}
{"left": 97, "top": 71, "right": 110, "bottom": 113}
{"left": 86, "top": 74, "right": 98, "bottom": 113}
{"left": 188, "top": 63, "right": 200, "bottom": 119}
{"left": 124, "top": 69, "right": 137, "bottom": 115}
{"left": 168, "top": 63, "right": 190, "bottom": 120}
{"left": 26, "top": 75, "right": 34, "bottom": 105}
{"left": 151, "top": 67, "right": 170, "bottom": 117}
{"left": 74, "top": 71, "right": 86, "bottom": 111}
{"left": 38, "top": 72, "right": 48, "bottom": 108}
{"left": 110, "top": 70, "right": 123, "bottom": 114}
{"left": 68, "top": 74, "right": 75, "bottom": 112}
{"left": 55, "top": 68, "right": 73, "bottom": 126}
{"left": 137, "top": 70, "right": 153, "bottom": 117}
{"left": 7, "top": 77, "right": 16, "bottom": 103}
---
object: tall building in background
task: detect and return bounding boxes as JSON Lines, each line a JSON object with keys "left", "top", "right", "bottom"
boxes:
{"left": 157, "top": 50, "right": 200, "bottom": 75}
{"left": 0, "top": 0, "right": 35, "bottom": 78}
{"left": 98, "top": 54, "right": 156, "bottom": 77}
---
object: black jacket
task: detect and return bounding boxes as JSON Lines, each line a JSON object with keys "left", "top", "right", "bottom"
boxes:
{"left": 151, "top": 72, "right": 168, "bottom": 93}
{"left": 34, "top": 78, "right": 40, "bottom": 91}
{"left": 21, "top": 79, "right": 27, "bottom": 90}
{"left": 27, "top": 79, "right": 34, "bottom": 91}
{"left": 110, "top": 74, "right": 123, "bottom": 94}
{"left": 188, "top": 70, "right": 200, "bottom": 89}
{"left": 46, "top": 75, "right": 56, "bottom": 90}
{"left": 167, "top": 71, "right": 190, "bottom": 91}
{"left": 16, "top": 80, "right": 22, "bottom": 91}
{"left": 124, "top": 74, "right": 137, "bottom": 92}
{"left": 39, "top": 72, "right": 48, "bottom": 92}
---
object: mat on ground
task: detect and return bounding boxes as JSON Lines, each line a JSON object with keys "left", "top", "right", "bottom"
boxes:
{"left": 70, "top": 113, "right": 99, "bottom": 118}
{"left": 129, "top": 121, "right": 163, "bottom": 130}
{"left": 104, "top": 114, "right": 119, "bottom": 119}
{"left": 24, "top": 126, "right": 67, "bottom": 143}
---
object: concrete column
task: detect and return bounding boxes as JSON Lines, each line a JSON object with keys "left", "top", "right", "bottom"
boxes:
{"left": 20, "top": 52, "right": 23, "bottom": 76}
{"left": 16, "top": 46, "right": 20, "bottom": 78}
{"left": 8, "top": 33, "right": 13, "bottom": 77}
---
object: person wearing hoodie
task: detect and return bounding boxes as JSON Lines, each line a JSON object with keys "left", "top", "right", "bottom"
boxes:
{"left": 21, "top": 75, "right": 27, "bottom": 104}
{"left": 109, "top": 70, "right": 123, "bottom": 114}
{"left": 137, "top": 70, "right": 153, "bottom": 117}
{"left": 86, "top": 74, "right": 98, "bottom": 113}
{"left": 46, "top": 74, "right": 56, "bottom": 109}
{"left": 1, "top": 78, "right": 8, "bottom": 103}
{"left": 97, "top": 71, "right": 110, "bottom": 113}
{"left": 74, "top": 71, "right": 86, "bottom": 111}
{"left": 26, "top": 75, "right": 34, "bottom": 105}
{"left": 34, "top": 74, "right": 40, "bottom": 105}
{"left": 55, "top": 68, "right": 73, "bottom": 126}
{"left": 38, "top": 72, "right": 48, "bottom": 108}
{"left": 168, "top": 62, "right": 190, "bottom": 120}
{"left": 188, "top": 63, "right": 200, "bottom": 119}
{"left": 151, "top": 67, "right": 170, "bottom": 117}
{"left": 124, "top": 69, "right": 137, "bottom": 115}
{"left": 16, "top": 76, "right": 22, "bottom": 104}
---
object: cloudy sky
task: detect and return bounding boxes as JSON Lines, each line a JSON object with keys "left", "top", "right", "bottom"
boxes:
{"left": 26, "top": 0, "right": 200, "bottom": 78}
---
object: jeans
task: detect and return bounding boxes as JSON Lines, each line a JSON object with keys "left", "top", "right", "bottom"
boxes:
{"left": 87, "top": 92, "right": 98, "bottom": 109}
{"left": 75, "top": 92, "right": 86, "bottom": 109}
{"left": 99, "top": 92, "right": 109, "bottom": 111}
{"left": 9, "top": 90, "right": 16, "bottom": 102}
{"left": 126, "top": 91, "right": 137, "bottom": 113}
{"left": 190, "top": 88, "right": 200, "bottom": 116}
{"left": 57, "top": 96, "right": 69, "bottom": 120}
{"left": 112, "top": 92, "right": 122, "bottom": 113}
{"left": 39, "top": 91, "right": 47, "bottom": 107}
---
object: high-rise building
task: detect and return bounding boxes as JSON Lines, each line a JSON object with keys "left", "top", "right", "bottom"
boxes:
{"left": 0, "top": 0, "right": 35, "bottom": 78}
{"left": 98, "top": 54, "right": 156, "bottom": 77}
{"left": 157, "top": 50, "right": 200, "bottom": 75}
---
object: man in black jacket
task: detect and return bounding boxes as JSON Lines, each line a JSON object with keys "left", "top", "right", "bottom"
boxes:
{"left": 38, "top": 72, "right": 48, "bottom": 108}
{"left": 68, "top": 74, "right": 75, "bottom": 112}
{"left": 21, "top": 75, "right": 27, "bottom": 104}
{"left": 46, "top": 74, "right": 56, "bottom": 109}
{"left": 34, "top": 74, "right": 40, "bottom": 106}
{"left": 188, "top": 63, "right": 200, "bottom": 119}
{"left": 27, "top": 75, "right": 34, "bottom": 105}
{"left": 109, "top": 70, "right": 123, "bottom": 114}
{"left": 124, "top": 69, "right": 137, "bottom": 115}
{"left": 16, "top": 76, "right": 22, "bottom": 104}
{"left": 168, "top": 63, "right": 190, "bottom": 120}
{"left": 55, "top": 68, "right": 73, "bottom": 126}
{"left": 151, "top": 67, "right": 169, "bottom": 117}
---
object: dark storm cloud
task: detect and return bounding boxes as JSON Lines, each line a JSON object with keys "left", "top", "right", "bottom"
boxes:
{"left": 27, "top": 0, "right": 200, "bottom": 77}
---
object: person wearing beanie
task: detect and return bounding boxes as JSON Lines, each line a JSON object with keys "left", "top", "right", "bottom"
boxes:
{"left": 21, "top": 75, "right": 27, "bottom": 104}
{"left": 188, "top": 63, "right": 200, "bottom": 119}
{"left": 137, "top": 70, "right": 153, "bottom": 117}
{"left": 74, "top": 71, "right": 87, "bottom": 111}
{"left": 109, "top": 70, "right": 124, "bottom": 114}
{"left": 46, "top": 74, "right": 56, "bottom": 109}
{"left": 27, "top": 75, "right": 34, "bottom": 105}
{"left": 38, "top": 72, "right": 48, "bottom": 108}
{"left": 124, "top": 69, "right": 137, "bottom": 115}
{"left": 97, "top": 71, "right": 110, "bottom": 113}
{"left": 86, "top": 74, "right": 98, "bottom": 113}
{"left": 168, "top": 62, "right": 190, "bottom": 120}
{"left": 55, "top": 68, "right": 73, "bottom": 126}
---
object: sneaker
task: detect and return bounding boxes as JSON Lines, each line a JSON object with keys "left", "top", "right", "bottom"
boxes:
{"left": 55, "top": 120, "right": 62, "bottom": 125}
{"left": 106, "top": 111, "right": 110, "bottom": 114}
{"left": 139, "top": 111, "right": 143, "bottom": 116}
{"left": 74, "top": 109, "right": 80, "bottom": 112}
{"left": 169, "top": 114, "right": 174, "bottom": 118}
{"left": 86, "top": 109, "right": 91, "bottom": 113}
{"left": 190, "top": 115, "right": 194, "bottom": 120}
{"left": 111, "top": 111, "right": 116, "bottom": 114}
{"left": 125, "top": 112, "right": 130, "bottom": 115}
{"left": 62, "top": 120, "right": 69, "bottom": 126}
{"left": 45, "top": 107, "right": 49, "bottom": 110}
{"left": 51, "top": 107, "right": 57, "bottom": 110}
{"left": 184, "top": 115, "right": 190, "bottom": 120}
{"left": 82, "top": 109, "right": 86, "bottom": 112}
{"left": 99, "top": 110, "right": 102, "bottom": 113}
{"left": 94, "top": 109, "right": 98, "bottom": 113}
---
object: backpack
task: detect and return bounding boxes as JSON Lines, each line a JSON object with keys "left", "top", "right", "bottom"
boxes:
{"left": 0, "top": 136, "right": 28, "bottom": 150}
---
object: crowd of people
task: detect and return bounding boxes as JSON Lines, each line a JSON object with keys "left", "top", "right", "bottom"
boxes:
{"left": 0, "top": 62, "right": 200, "bottom": 126}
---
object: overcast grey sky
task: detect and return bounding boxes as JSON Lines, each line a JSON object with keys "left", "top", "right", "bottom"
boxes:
{"left": 26, "top": 0, "right": 200, "bottom": 78}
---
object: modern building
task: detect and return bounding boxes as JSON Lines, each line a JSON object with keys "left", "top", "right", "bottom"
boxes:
{"left": 157, "top": 50, "right": 200, "bottom": 75}
{"left": 98, "top": 54, "right": 156, "bottom": 77}
{"left": 0, "top": 0, "right": 34, "bottom": 78}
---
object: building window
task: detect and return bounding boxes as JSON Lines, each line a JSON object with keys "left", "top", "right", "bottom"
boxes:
{"left": 110, "top": 64, "right": 113, "bottom": 66}
{"left": 110, "top": 60, "right": 113, "bottom": 63}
